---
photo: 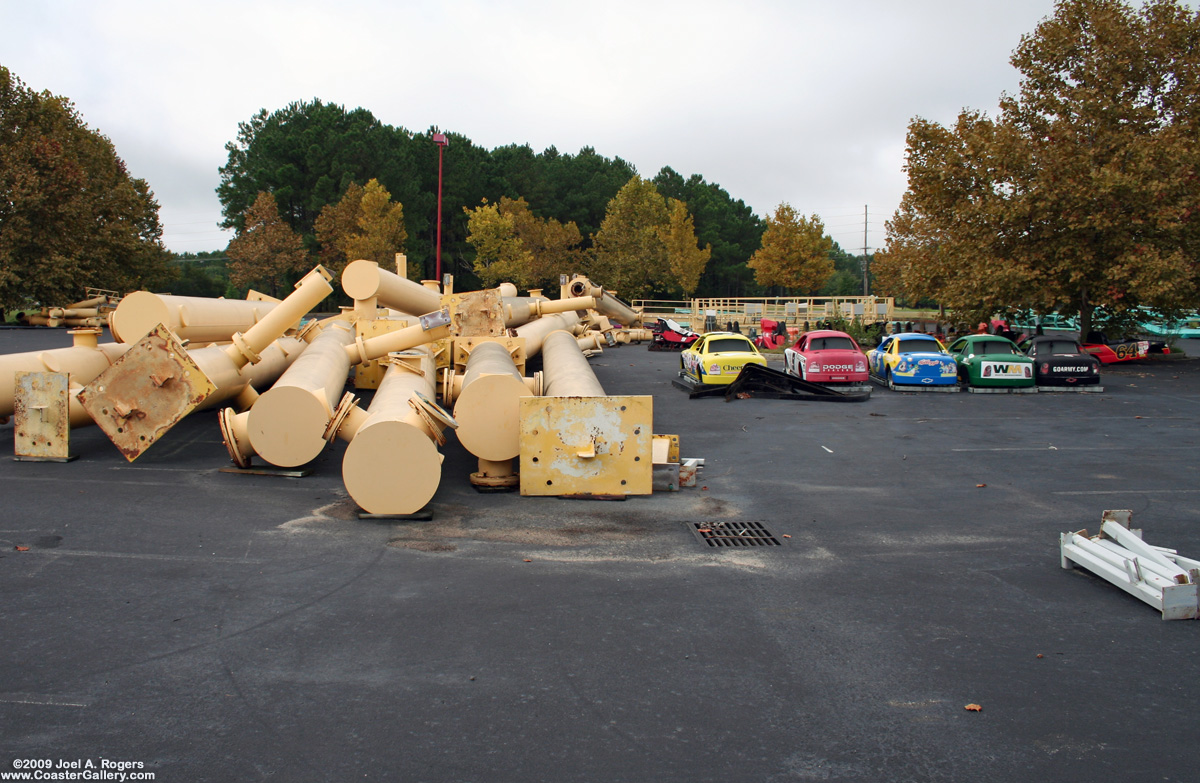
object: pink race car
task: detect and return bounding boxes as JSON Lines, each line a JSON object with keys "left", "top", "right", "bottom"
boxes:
{"left": 783, "top": 330, "right": 870, "bottom": 388}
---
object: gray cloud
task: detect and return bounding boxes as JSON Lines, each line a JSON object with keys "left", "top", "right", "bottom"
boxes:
{"left": 2, "top": 0, "right": 1062, "bottom": 254}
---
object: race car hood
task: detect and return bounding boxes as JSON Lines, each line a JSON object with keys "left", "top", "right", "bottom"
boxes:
{"left": 893, "top": 351, "right": 957, "bottom": 377}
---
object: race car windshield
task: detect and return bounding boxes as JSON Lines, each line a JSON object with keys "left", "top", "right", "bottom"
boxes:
{"left": 976, "top": 340, "right": 1019, "bottom": 355}
{"left": 897, "top": 339, "right": 939, "bottom": 353}
{"left": 1037, "top": 340, "right": 1081, "bottom": 356}
{"left": 707, "top": 338, "right": 754, "bottom": 353}
{"left": 809, "top": 337, "right": 855, "bottom": 351}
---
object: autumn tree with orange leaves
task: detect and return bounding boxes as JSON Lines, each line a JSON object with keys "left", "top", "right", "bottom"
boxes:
{"left": 747, "top": 204, "right": 834, "bottom": 294}
{"left": 880, "top": 0, "right": 1200, "bottom": 335}
{"left": 227, "top": 191, "right": 309, "bottom": 298}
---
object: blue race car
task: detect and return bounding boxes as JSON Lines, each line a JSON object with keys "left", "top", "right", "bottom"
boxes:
{"left": 867, "top": 332, "right": 959, "bottom": 390}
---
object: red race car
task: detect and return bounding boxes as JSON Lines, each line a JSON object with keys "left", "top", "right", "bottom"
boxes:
{"left": 649, "top": 318, "right": 700, "bottom": 352}
{"left": 783, "top": 330, "right": 870, "bottom": 388}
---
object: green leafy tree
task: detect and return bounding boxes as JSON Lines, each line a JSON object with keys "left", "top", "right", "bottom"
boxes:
{"left": 747, "top": 204, "right": 834, "bottom": 294}
{"left": 465, "top": 199, "right": 531, "bottom": 288}
{"left": 315, "top": 179, "right": 408, "bottom": 280}
{"left": 660, "top": 198, "right": 711, "bottom": 296}
{"left": 590, "top": 177, "right": 671, "bottom": 300}
{"left": 882, "top": 0, "right": 1200, "bottom": 334}
{"left": 0, "top": 66, "right": 173, "bottom": 312}
{"left": 226, "top": 192, "right": 309, "bottom": 298}
{"left": 653, "top": 167, "right": 765, "bottom": 297}
{"left": 466, "top": 196, "right": 582, "bottom": 290}
{"left": 170, "top": 251, "right": 230, "bottom": 298}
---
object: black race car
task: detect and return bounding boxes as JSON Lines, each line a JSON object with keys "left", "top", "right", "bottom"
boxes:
{"left": 1019, "top": 335, "right": 1101, "bottom": 386}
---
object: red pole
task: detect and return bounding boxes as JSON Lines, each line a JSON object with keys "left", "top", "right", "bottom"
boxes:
{"left": 433, "top": 133, "right": 448, "bottom": 281}
{"left": 436, "top": 142, "right": 444, "bottom": 280}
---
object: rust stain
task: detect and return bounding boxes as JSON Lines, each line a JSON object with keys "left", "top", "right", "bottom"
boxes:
{"left": 78, "top": 324, "right": 217, "bottom": 461}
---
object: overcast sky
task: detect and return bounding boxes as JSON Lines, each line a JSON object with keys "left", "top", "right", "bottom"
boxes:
{"left": 3, "top": 0, "right": 1065, "bottom": 257}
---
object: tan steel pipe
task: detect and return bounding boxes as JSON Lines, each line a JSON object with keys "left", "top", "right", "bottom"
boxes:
{"left": 246, "top": 321, "right": 356, "bottom": 467}
{"left": 109, "top": 292, "right": 283, "bottom": 345}
{"left": 342, "top": 259, "right": 442, "bottom": 316}
{"left": 541, "top": 330, "right": 606, "bottom": 397}
{"left": 190, "top": 336, "right": 307, "bottom": 411}
{"left": 567, "top": 276, "right": 643, "bottom": 326}
{"left": 345, "top": 315, "right": 452, "bottom": 365}
{"left": 513, "top": 311, "right": 581, "bottom": 357}
{"left": 342, "top": 348, "right": 450, "bottom": 514}
{"left": 47, "top": 307, "right": 100, "bottom": 319}
{"left": 503, "top": 295, "right": 596, "bottom": 328}
{"left": 497, "top": 282, "right": 519, "bottom": 298}
{"left": 453, "top": 342, "right": 529, "bottom": 462}
{"left": 1, "top": 329, "right": 129, "bottom": 419}
{"left": 222, "top": 266, "right": 333, "bottom": 369}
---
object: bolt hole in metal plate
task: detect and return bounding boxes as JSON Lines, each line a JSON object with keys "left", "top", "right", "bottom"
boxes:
{"left": 689, "top": 521, "right": 782, "bottom": 547}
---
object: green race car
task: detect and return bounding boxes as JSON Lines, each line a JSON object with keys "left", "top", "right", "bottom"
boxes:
{"left": 947, "top": 334, "right": 1035, "bottom": 389}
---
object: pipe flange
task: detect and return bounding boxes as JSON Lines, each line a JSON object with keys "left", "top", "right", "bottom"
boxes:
{"left": 218, "top": 407, "right": 252, "bottom": 469}
{"left": 229, "top": 332, "right": 262, "bottom": 365}
{"left": 469, "top": 471, "right": 520, "bottom": 491}
{"left": 323, "top": 391, "right": 359, "bottom": 442}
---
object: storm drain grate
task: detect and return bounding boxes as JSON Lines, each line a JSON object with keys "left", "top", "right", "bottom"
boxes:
{"left": 689, "top": 520, "right": 782, "bottom": 547}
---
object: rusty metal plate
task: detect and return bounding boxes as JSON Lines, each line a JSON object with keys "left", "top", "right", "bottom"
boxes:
{"left": 13, "top": 371, "right": 72, "bottom": 461}
{"left": 442, "top": 289, "right": 506, "bottom": 337}
{"left": 354, "top": 317, "right": 414, "bottom": 390}
{"left": 78, "top": 323, "right": 217, "bottom": 462}
{"left": 519, "top": 395, "right": 652, "bottom": 496}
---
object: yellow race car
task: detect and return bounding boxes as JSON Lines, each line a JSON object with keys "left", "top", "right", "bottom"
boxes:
{"left": 680, "top": 332, "right": 768, "bottom": 385}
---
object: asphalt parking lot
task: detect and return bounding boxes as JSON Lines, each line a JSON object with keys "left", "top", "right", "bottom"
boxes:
{"left": 1, "top": 328, "right": 1198, "bottom": 782}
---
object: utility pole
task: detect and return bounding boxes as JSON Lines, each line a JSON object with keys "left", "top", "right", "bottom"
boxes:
{"left": 862, "top": 204, "right": 870, "bottom": 296}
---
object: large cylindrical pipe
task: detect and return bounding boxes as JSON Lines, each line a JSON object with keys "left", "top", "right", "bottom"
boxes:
{"left": 190, "top": 336, "right": 307, "bottom": 411}
{"left": 246, "top": 321, "right": 356, "bottom": 467}
{"left": 222, "top": 266, "right": 333, "bottom": 369}
{"left": 567, "top": 276, "right": 642, "bottom": 326}
{"left": 342, "top": 348, "right": 448, "bottom": 514}
{"left": 513, "top": 311, "right": 581, "bottom": 357}
{"left": 1, "top": 329, "right": 129, "bottom": 418}
{"left": 503, "top": 295, "right": 595, "bottom": 328}
{"left": 453, "top": 342, "right": 529, "bottom": 462}
{"left": 110, "top": 292, "right": 283, "bottom": 345}
{"left": 342, "top": 259, "right": 442, "bottom": 316}
{"left": 345, "top": 316, "right": 452, "bottom": 365}
{"left": 541, "top": 330, "right": 606, "bottom": 396}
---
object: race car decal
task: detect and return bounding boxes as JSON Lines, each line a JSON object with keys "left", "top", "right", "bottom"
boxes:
{"left": 981, "top": 361, "right": 1030, "bottom": 378}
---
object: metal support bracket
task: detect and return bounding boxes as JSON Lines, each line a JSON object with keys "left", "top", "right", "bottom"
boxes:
{"left": 13, "top": 371, "right": 76, "bottom": 462}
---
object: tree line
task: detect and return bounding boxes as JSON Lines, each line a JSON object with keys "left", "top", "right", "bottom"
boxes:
{"left": 215, "top": 100, "right": 852, "bottom": 301}
{"left": 14, "top": 0, "right": 1191, "bottom": 326}
{"left": 0, "top": 62, "right": 866, "bottom": 313}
